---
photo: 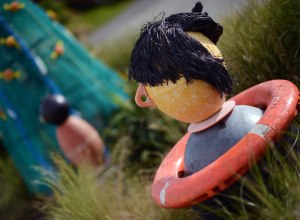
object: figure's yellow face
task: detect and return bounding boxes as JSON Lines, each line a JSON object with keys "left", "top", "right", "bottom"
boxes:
{"left": 136, "top": 32, "right": 226, "bottom": 123}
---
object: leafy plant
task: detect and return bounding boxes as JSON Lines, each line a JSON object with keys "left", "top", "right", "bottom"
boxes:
{"left": 103, "top": 83, "right": 187, "bottom": 174}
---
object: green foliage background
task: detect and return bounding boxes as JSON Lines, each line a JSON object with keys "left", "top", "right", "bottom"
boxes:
{"left": 219, "top": 0, "right": 300, "bottom": 92}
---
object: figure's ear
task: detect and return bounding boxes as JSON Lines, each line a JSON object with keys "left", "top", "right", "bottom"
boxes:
{"left": 135, "top": 84, "right": 156, "bottom": 108}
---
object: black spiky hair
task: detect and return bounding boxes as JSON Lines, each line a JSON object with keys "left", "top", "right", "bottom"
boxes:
{"left": 128, "top": 1, "right": 233, "bottom": 94}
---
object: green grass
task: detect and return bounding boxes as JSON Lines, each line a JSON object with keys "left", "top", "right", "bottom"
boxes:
{"left": 0, "top": 157, "right": 31, "bottom": 220}
{"left": 194, "top": 125, "right": 300, "bottom": 219}
{"left": 3, "top": 0, "right": 300, "bottom": 219}
{"left": 95, "top": 0, "right": 300, "bottom": 218}
{"left": 66, "top": 0, "right": 133, "bottom": 38}
{"left": 219, "top": 0, "right": 300, "bottom": 92}
{"left": 37, "top": 0, "right": 133, "bottom": 39}
{"left": 43, "top": 126, "right": 300, "bottom": 220}
{"left": 95, "top": 35, "right": 136, "bottom": 73}
{"left": 44, "top": 157, "right": 201, "bottom": 220}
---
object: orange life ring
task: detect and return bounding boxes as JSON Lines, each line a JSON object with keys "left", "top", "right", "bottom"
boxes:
{"left": 151, "top": 80, "right": 299, "bottom": 208}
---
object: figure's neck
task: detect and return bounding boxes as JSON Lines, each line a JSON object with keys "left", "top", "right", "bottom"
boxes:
{"left": 188, "top": 100, "right": 235, "bottom": 133}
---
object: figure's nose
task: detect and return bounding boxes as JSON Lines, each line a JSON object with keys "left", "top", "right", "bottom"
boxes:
{"left": 135, "top": 84, "right": 156, "bottom": 108}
